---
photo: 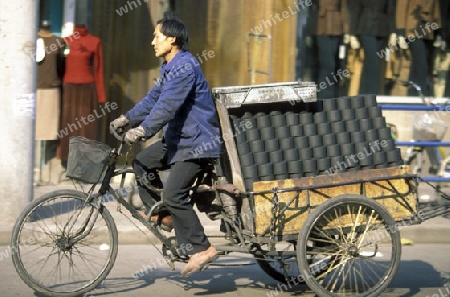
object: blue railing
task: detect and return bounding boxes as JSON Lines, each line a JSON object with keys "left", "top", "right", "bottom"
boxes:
{"left": 379, "top": 104, "right": 447, "bottom": 111}
{"left": 380, "top": 103, "right": 450, "bottom": 182}
{"left": 395, "top": 141, "right": 450, "bottom": 147}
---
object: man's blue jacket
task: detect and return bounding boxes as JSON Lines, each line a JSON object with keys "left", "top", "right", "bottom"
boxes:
{"left": 125, "top": 50, "right": 221, "bottom": 164}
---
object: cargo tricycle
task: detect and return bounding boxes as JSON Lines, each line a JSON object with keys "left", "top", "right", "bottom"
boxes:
{"left": 10, "top": 82, "right": 450, "bottom": 297}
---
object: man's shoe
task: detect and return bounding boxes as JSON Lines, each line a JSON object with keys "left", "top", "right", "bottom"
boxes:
{"left": 180, "top": 246, "right": 218, "bottom": 276}
{"left": 137, "top": 209, "right": 173, "bottom": 232}
{"left": 150, "top": 213, "right": 173, "bottom": 231}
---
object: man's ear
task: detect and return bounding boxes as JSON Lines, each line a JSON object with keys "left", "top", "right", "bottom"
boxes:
{"left": 168, "top": 36, "right": 176, "bottom": 46}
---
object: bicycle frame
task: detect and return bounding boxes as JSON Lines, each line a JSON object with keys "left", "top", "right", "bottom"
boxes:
{"left": 396, "top": 80, "right": 449, "bottom": 176}
{"left": 85, "top": 137, "right": 275, "bottom": 261}
{"left": 103, "top": 140, "right": 185, "bottom": 265}
{"left": 57, "top": 137, "right": 180, "bottom": 269}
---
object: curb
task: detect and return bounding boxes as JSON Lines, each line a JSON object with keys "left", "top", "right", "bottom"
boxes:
{"left": 397, "top": 216, "right": 450, "bottom": 244}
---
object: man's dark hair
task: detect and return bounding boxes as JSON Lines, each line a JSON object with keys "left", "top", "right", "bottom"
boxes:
{"left": 157, "top": 12, "right": 189, "bottom": 51}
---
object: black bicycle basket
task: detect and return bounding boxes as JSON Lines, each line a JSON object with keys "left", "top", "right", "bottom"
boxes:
{"left": 66, "top": 136, "right": 112, "bottom": 184}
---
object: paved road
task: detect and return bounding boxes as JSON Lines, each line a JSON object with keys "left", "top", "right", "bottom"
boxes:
{"left": 1, "top": 243, "right": 449, "bottom": 297}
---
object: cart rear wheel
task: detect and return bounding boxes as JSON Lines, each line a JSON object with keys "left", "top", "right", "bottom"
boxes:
{"left": 297, "top": 194, "right": 401, "bottom": 297}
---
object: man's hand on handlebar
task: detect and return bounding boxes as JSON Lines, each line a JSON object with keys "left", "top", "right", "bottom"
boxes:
{"left": 110, "top": 115, "right": 130, "bottom": 140}
{"left": 124, "top": 126, "right": 147, "bottom": 145}
{"left": 110, "top": 115, "right": 129, "bottom": 134}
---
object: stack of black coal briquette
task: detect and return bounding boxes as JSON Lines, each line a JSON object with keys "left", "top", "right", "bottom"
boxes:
{"left": 229, "top": 95, "right": 403, "bottom": 192}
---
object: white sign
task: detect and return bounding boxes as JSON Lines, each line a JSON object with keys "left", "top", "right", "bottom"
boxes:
{"left": 15, "top": 93, "right": 35, "bottom": 118}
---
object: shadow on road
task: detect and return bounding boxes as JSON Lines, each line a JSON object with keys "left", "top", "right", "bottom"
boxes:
{"left": 387, "top": 260, "right": 448, "bottom": 297}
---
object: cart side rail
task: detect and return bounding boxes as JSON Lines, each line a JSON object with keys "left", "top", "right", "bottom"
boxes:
{"left": 248, "top": 166, "right": 419, "bottom": 236}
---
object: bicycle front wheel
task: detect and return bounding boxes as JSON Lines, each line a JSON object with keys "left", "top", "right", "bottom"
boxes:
{"left": 11, "top": 189, "right": 118, "bottom": 297}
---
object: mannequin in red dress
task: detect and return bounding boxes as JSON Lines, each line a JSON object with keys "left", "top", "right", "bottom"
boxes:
{"left": 58, "top": 24, "right": 106, "bottom": 162}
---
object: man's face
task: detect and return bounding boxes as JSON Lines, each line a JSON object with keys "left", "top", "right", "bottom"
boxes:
{"left": 151, "top": 24, "right": 174, "bottom": 59}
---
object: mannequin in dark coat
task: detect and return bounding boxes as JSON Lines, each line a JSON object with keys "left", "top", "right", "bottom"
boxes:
{"left": 348, "top": 0, "right": 396, "bottom": 95}
{"left": 307, "top": 0, "right": 350, "bottom": 99}
{"left": 396, "top": 0, "right": 442, "bottom": 96}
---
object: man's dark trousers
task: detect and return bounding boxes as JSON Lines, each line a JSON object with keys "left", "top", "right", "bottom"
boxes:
{"left": 133, "top": 140, "right": 211, "bottom": 255}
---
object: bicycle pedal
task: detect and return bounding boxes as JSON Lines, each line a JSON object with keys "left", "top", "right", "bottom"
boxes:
{"left": 159, "top": 226, "right": 173, "bottom": 232}
{"left": 152, "top": 222, "right": 172, "bottom": 232}
{"left": 199, "top": 255, "right": 218, "bottom": 271}
{"left": 199, "top": 263, "right": 210, "bottom": 272}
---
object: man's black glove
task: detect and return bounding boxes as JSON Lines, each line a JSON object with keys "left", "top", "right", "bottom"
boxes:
{"left": 125, "top": 126, "right": 146, "bottom": 145}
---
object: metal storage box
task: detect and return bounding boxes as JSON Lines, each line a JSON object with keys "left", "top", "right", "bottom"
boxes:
{"left": 213, "top": 81, "right": 318, "bottom": 193}
{"left": 213, "top": 81, "right": 317, "bottom": 108}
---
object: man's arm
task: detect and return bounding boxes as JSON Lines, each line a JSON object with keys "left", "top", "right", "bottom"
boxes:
{"left": 125, "top": 84, "right": 162, "bottom": 127}
{"left": 140, "top": 65, "right": 196, "bottom": 138}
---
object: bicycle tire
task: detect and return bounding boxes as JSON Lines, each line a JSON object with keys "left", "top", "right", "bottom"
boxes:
{"left": 11, "top": 189, "right": 118, "bottom": 297}
{"left": 297, "top": 194, "right": 402, "bottom": 297}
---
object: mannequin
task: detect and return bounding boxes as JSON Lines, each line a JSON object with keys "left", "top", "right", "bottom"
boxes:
{"left": 58, "top": 23, "right": 106, "bottom": 162}
{"left": 347, "top": 0, "right": 395, "bottom": 95}
{"left": 388, "top": 39, "right": 413, "bottom": 96}
{"left": 35, "top": 20, "right": 65, "bottom": 184}
{"left": 396, "top": 0, "right": 442, "bottom": 96}
{"left": 36, "top": 20, "right": 65, "bottom": 140}
{"left": 309, "top": 0, "right": 349, "bottom": 99}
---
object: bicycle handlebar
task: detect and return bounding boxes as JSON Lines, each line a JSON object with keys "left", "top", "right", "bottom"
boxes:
{"left": 397, "top": 79, "right": 427, "bottom": 105}
{"left": 397, "top": 79, "right": 420, "bottom": 91}
{"left": 109, "top": 123, "right": 148, "bottom": 158}
{"left": 109, "top": 122, "right": 125, "bottom": 141}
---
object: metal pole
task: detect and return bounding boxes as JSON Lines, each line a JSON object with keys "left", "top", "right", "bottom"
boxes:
{"left": 0, "top": 0, "right": 38, "bottom": 224}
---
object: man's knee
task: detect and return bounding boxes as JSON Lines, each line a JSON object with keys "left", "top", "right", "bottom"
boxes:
{"left": 163, "top": 186, "right": 190, "bottom": 208}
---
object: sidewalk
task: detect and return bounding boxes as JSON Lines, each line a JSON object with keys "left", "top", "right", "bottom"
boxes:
{"left": 1, "top": 179, "right": 449, "bottom": 246}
